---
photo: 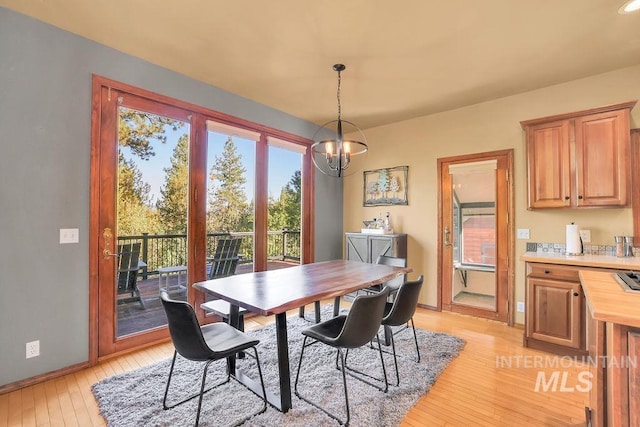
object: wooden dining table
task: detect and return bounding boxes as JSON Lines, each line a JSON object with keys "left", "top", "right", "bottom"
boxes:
{"left": 192, "top": 259, "right": 412, "bottom": 413}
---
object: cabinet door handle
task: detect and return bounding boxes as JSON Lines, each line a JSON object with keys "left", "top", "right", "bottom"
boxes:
{"left": 578, "top": 195, "right": 583, "bottom": 200}
{"left": 544, "top": 270, "right": 550, "bottom": 274}
{"left": 564, "top": 196, "right": 570, "bottom": 200}
{"left": 573, "top": 292, "right": 579, "bottom": 297}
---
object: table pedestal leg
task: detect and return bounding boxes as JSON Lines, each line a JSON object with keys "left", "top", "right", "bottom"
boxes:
{"left": 275, "top": 312, "right": 292, "bottom": 412}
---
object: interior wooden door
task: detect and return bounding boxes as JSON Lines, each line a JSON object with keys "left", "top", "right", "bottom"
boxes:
{"left": 437, "top": 150, "right": 514, "bottom": 324}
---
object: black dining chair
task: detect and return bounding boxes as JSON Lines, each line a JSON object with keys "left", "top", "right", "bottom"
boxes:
{"left": 294, "top": 288, "right": 390, "bottom": 426}
{"left": 160, "top": 292, "right": 267, "bottom": 427}
{"left": 365, "top": 255, "right": 407, "bottom": 294}
{"left": 380, "top": 275, "right": 424, "bottom": 385}
{"left": 320, "top": 255, "right": 407, "bottom": 323}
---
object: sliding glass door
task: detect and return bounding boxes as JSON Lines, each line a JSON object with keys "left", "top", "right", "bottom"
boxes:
{"left": 91, "top": 76, "right": 314, "bottom": 359}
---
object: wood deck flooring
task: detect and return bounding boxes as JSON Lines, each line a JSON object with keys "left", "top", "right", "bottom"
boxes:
{"left": 117, "top": 261, "right": 298, "bottom": 336}
{"left": 0, "top": 303, "right": 589, "bottom": 426}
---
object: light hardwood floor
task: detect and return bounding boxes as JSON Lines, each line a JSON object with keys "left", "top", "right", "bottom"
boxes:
{"left": 0, "top": 304, "right": 589, "bottom": 426}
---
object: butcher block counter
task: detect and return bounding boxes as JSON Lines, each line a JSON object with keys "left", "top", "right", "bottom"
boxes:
{"left": 579, "top": 270, "right": 640, "bottom": 427}
{"left": 580, "top": 270, "right": 640, "bottom": 329}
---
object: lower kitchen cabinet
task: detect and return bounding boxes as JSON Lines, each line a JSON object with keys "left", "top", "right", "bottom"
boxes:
{"left": 525, "top": 262, "right": 586, "bottom": 354}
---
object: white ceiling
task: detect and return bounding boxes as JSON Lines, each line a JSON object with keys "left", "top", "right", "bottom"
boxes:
{"left": 2, "top": 0, "right": 639, "bottom": 130}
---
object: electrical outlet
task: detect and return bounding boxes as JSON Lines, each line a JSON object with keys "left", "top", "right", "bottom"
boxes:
{"left": 516, "top": 229, "right": 530, "bottom": 239}
{"left": 26, "top": 340, "right": 40, "bottom": 359}
{"left": 516, "top": 302, "right": 525, "bottom": 313}
{"left": 579, "top": 229, "right": 591, "bottom": 243}
{"left": 59, "top": 228, "right": 79, "bottom": 244}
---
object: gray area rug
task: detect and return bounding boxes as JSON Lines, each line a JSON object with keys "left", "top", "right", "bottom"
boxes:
{"left": 92, "top": 306, "right": 465, "bottom": 426}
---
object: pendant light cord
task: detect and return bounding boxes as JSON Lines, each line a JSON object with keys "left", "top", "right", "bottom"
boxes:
{"left": 336, "top": 68, "right": 342, "bottom": 122}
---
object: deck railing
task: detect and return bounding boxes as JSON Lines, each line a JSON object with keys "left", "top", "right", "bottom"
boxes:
{"left": 117, "top": 230, "right": 300, "bottom": 278}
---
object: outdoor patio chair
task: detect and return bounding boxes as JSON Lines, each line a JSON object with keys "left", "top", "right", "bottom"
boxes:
{"left": 160, "top": 292, "right": 267, "bottom": 427}
{"left": 294, "top": 288, "right": 390, "bottom": 426}
{"left": 207, "top": 236, "right": 243, "bottom": 280}
{"left": 116, "top": 242, "right": 145, "bottom": 309}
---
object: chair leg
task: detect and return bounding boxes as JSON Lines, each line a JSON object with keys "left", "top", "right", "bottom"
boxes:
{"left": 341, "top": 333, "right": 389, "bottom": 393}
{"left": 333, "top": 296, "right": 341, "bottom": 317}
{"left": 389, "top": 332, "right": 400, "bottom": 386}
{"left": 295, "top": 337, "right": 350, "bottom": 425}
{"left": 410, "top": 317, "right": 421, "bottom": 363}
{"left": 374, "top": 333, "right": 389, "bottom": 393}
{"left": 135, "top": 286, "right": 146, "bottom": 309}
{"left": 337, "top": 348, "right": 351, "bottom": 426}
{"left": 294, "top": 336, "right": 311, "bottom": 397}
{"left": 195, "top": 359, "right": 215, "bottom": 426}
{"left": 165, "top": 349, "right": 266, "bottom": 427}
{"left": 162, "top": 351, "right": 178, "bottom": 410}
{"left": 227, "top": 347, "right": 267, "bottom": 427}
{"left": 163, "top": 352, "right": 230, "bottom": 411}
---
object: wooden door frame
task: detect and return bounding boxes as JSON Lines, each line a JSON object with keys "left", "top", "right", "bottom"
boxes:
{"left": 436, "top": 149, "right": 515, "bottom": 326}
{"left": 89, "top": 75, "right": 315, "bottom": 363}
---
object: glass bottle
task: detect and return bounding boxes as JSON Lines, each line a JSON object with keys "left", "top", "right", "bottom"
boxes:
{"left": 615, "top": 235, "right": 625, "bottom": 257}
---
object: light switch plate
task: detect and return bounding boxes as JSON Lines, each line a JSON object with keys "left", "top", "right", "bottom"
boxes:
{"left": 516, "top": 228, "right": 530, "bottom": 239}
{"left": 579, "top": 229, "right": 591, "bottom": 243}
{"left": 517, "top": 302, "right": 525, "bottom": 313}
{"left": 60, "top": 228, "right": 79, "bottom": 244}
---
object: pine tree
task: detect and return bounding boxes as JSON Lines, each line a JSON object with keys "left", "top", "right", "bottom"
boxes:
{"left": 117, "top": 155, "right": 162, "bottom": 235}
{"left": 117, "top": 107, "right": 185, "bottom": 236}
{"left": 283, "top": 170, "right": 301, "bottom": 230}
{"left": 118, "top": 107, "right": 184, "bottom": 160}
{"left": 157, "top": 134, "right": 189, "bottom": 233}
{"left": 207, "top": 137, "right": 251, "bottom": 233}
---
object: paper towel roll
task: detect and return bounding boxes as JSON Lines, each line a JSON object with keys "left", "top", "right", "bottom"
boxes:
{"left": 566, "top": 224, "right": 582, "bottom": 255}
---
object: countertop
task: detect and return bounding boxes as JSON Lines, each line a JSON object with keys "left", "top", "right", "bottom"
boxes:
{"left": 579, "top": 269, "right": 640, "bottom": 329}
{"left": 521, "top": 251, "right": 640, "bottom": 270}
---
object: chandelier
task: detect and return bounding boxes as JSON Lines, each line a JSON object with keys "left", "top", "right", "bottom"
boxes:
{"left": 311, "top": 64, "right": 368, "bottom": 178}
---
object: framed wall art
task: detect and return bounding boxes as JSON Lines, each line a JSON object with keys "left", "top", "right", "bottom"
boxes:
{"left": 363, "top": 165, "right": 408, "bottom": 206}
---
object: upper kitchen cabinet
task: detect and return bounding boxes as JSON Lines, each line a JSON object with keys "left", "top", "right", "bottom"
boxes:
{"left": 521, "top": 101, "right": 636, "bottom": 209}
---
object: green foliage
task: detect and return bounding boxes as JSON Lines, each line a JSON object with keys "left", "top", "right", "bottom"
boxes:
{"left": 207, "top": 137, "right": 252, "bottom": 233}
{"left": 157, "top": 134, "right": 189, "bottom": 233}
{"left": 268, "top": 170, "right": 301, "bottom": 231}
{"left": 117, "top": 107, "right": 185, "bottom": 236}
{"left": 118, "top": 107, "right": 184, "bottom": 160}
{"left": 117, "top": 156, "right": 162, "bottom": 236}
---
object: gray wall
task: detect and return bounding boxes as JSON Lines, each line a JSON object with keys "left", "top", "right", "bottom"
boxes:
{"left": 0, "top": 7, "right": 343, "bottom": 387}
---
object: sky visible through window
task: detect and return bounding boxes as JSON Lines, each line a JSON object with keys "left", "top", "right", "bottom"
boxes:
{"left": 121, "top": 126, "right": 301, "bottom": 207}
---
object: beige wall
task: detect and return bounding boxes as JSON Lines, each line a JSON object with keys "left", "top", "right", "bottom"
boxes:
{"left": 343, "top": 64, "right": 640, "bottom": 324}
